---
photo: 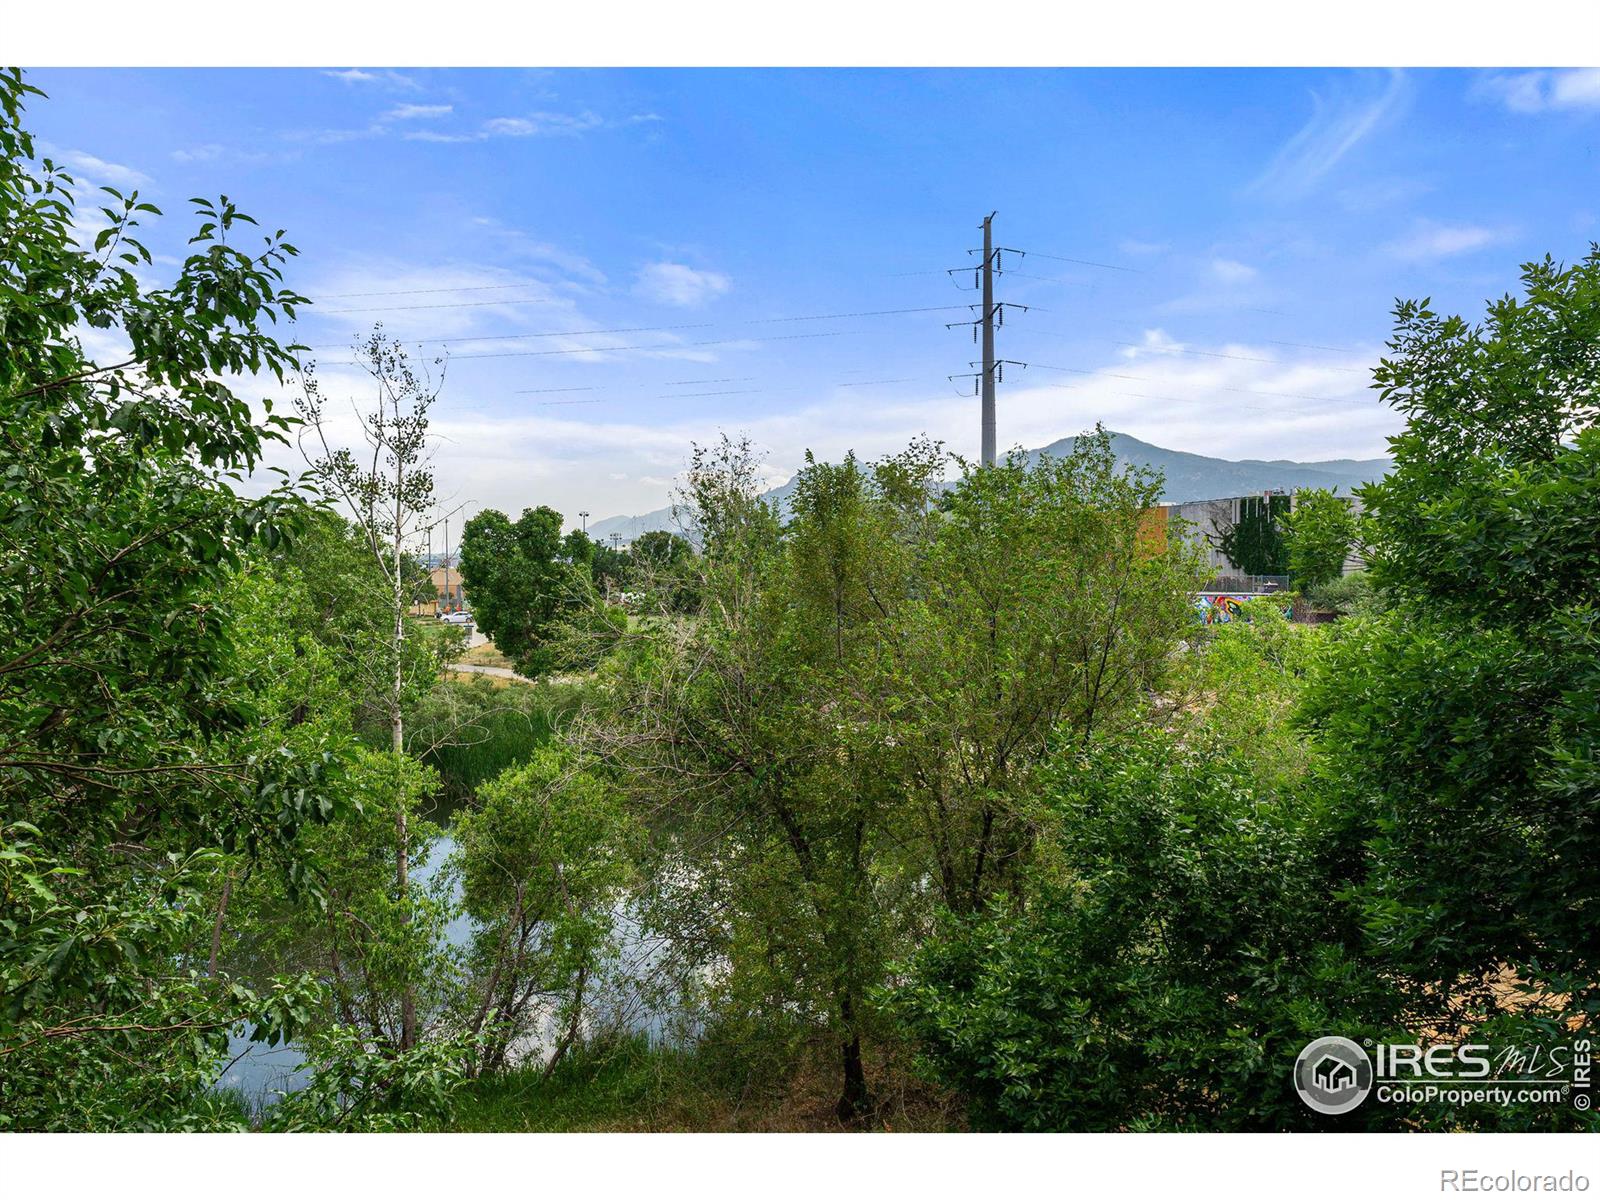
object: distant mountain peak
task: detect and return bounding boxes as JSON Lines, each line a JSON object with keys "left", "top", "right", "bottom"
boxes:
{"left": 585, "top": 431, "right": 1392, "bottom": 542}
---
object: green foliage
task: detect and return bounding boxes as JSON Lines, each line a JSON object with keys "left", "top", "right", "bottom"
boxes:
{"left": 0, "top": 70, "right": 351, "bottom": 1128}
{"left": 460, "top": 505, "right": 612, "bottom": 677}
{"left": 889, "top": 732, "right": 1400, "bottom": 1131}
{"left": 223, "top": 749, "right": 458, "bottom": 1049}
{"left": 1304, "top": 249, "right": 1600, "bottom": 1038}
{"left": 1304, "top": 569, "right": 1382, "bottom": 617}
{"left": 453, "top": 746, "right": 636, "bottom": 1074}
{"left": 410, "top": 675, "right": 570, "bottom": 812}
{"left": 1283, "top": 488, "right": 1360, "bottom": 589}
{"left": 440, "top": 1034, "right": 730, "bottom": 1132}
{"left": 1167, "top": 598, "right": 1317, "bottom": 789}
{"left": 594, "top": 428, "right": 1205, "bottom": 1119}
{"left": 1213, "top": 493, "right": 1290, "bottom": 575}
{"left": 263, "top": 1023, "right": 472, "bottom": 1131}
{"left": 627, "top": 529, "right": 699, "bottom": 613}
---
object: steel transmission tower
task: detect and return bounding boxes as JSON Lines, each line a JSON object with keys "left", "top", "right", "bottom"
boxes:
{"left": 948, "top": 212, "right": 1027, "bottom": 466}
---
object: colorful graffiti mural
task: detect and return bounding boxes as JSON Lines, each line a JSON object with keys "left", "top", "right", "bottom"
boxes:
{"left": 1193, "top": 593, "right": 1294, "bottom": 624}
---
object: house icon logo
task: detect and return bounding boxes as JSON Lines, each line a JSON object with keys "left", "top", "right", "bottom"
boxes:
{"left": 1314, "top": 1054, "right": 1356, "bottom": 1093}
{"left": 1294, "top": 1036, "right": 1374, "bottom": 1115}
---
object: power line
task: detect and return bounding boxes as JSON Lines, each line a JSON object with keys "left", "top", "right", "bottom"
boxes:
{"left": 1027, "top": 362, "right": 1361, "bottom": 404}
{"left": 1022, "top": 250, "right": 1142, "bottom": 273}
{"left": 310, "top": 281, "right": 555, "bottom": 301}
{"left": 319, "top": 295, "right": 568, "bottom": 314}
{"left": 315, "top": 328, "right": 859, "bottom": 366}
{"left": 1106, "top": 340, "right": 1367, "bottom": 371}
{"left": 306, "top": 322, "right": 713, "bottom": 350}
{"left": 1004, "top": 270, "right": 1093, "bottom": 286}
{"left": 305, "top": 306, "right": 966, "bottom": 351}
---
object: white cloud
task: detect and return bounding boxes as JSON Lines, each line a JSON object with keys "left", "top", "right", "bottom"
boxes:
{"left": 1210, "top": 258, "right": 1258, "bottom": 285}
{"left": 283, "top": 125, "right": 385, "bottom": 145}
{"left": 244, "top": 323, "right": 1398, "bottom": 535}
{"left": 322, "top": 68, "right": 420, "bottom": 90}
{"left": 1475, "top": 68, "right": 1600, "bottom": 114}
{"left": 1249, "top": 69, "right": 1406, "bottom": 198}
{"left": 56, "top": 149, "right": 149, "bottom": 190}
{"left": 485, "top": 111, "right": 604, "bottom": 137}
{"left": 383, "top": 103, "right": 453, "bottom": 121}
{"left": 1119, "top": 238, "right": 1168, "bottom": 257}
{"left": 469, "top": 216, "right": 608, "bottom": 286}
{"left": 634, "top": 262, "right": 732, "bottom": 308}
{"left": 171, "top": 144, "right": 224, "bottom": 164}
{"left": 1384, "top": 220, "right": 1512, "bottom": 261}
{"left": 438, "top": 337, "right": 1390, "bottom": 524}
{"left": 403, "top": 110, "right": 652, "bottom": 144}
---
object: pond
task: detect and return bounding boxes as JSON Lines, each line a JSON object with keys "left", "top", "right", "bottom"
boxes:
{"left": 215, "top": 832, "right": 686, "bottom": 1112}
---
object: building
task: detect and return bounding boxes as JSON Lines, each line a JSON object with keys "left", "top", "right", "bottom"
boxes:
{"left": 1143, "top": 491, "right": 1366, "bottom": 585}
{"left": 409, "top": 565, "right": 466, "bottom": 616}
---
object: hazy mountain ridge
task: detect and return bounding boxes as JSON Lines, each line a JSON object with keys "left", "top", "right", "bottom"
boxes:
{"left": 587, "top": 432, "right": 1393, "bottom": 541}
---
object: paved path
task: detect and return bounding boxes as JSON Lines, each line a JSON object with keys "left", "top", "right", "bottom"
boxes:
{"left": 447, "top": 662, "right": 529, "bottom": 682}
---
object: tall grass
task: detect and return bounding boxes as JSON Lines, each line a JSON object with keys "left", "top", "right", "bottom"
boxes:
{"left": 440, "top": 1035, "right": 731, "bottom": 1132}
{"left": 412, "top": 677, "right": 584, "bottom": 819}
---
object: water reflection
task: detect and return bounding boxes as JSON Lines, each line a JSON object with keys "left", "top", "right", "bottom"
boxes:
{"left": 216, "top": 833, "right": 684, "bottom": 1111}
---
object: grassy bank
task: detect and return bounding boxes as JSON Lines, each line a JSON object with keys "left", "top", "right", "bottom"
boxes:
{"left": 439, "top": 1035, "right": 963, "bottom": 1133}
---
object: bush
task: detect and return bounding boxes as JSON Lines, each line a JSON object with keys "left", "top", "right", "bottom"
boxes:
{"left": 1304, "top": 571, "right": 1381, "bottom": 617}
{"left": 890, "top": 732, "right": 1402, "bottom": 1131}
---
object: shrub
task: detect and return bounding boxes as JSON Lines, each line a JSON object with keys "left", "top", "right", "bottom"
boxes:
{"left": 890, "top": 732, "right": 1401, "bottom": 1131}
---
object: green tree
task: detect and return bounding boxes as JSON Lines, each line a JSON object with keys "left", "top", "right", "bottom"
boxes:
{"left": 1302, "top": 249, "right": 1600, "bottom": 1045}
{"left": 1282, "top": 488, "right": 1359, "bottom": 589}
{"left": 295, "top": 328, "right": 453, "bottom": 1052}
{"left": 592, "top": 431, "right": 1204, "bottom": 1121}
{"left": 627, "top": 529, "right": 698, "bottom": 613}
{"left": 459, "top": 505, "right": 603, "bottom": 677}
{"left": 0, "top": 69, "right": 335, "bottom": 1128}
{"left": 454, "top": 747, "right": 635, "bottom": 1076}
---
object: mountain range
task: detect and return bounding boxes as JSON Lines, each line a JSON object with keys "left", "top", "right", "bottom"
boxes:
{"left": 585, "top": 432, "right": 1392, "bottom": 543}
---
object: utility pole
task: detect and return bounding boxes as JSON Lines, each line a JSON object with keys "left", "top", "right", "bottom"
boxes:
{"left": 948, "top": 213, "right": 1026, "bottom": 467}
{"left": 980, "top": 211, "right": 997, "bottom": 467}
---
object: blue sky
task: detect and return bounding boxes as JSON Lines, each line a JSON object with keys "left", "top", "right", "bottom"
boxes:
{"left": 26, "top": 66, "right": 1600, "bottom": 526}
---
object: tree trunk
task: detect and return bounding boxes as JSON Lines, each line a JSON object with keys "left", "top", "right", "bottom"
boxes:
{"left": 392, "top": 480, "right": 418, "bottom": 1053}
{"left": 207, "top": 868, "right": 233, "bottom": 976}
{"left": 835, "top": 996, "right": 873, "bottom": 1124}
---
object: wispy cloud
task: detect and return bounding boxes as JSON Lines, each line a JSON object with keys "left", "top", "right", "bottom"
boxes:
{"left": 403, "top": 110, "right": 653, "bottom": 143}
{"left": 486, "top": 112, "right": 602, "bottom": 137}
{"left": 322, "top": 68, "right": 420, "bottom": 90}
{"left": 1210, "top": 257, "right": 1257, "bottom": 285}
{"left": 171, "top": 144, "right": 224, "bottom": 164}
{"left": 55, "top": 149, "right": 150, "bottom": 190}
{"left": 634, "top": 262, "right": 732, "bottom": 308}
{"left": 1119, "top": 238, "right": 1168, "bottom": 257}
{"left": 1248, "top": 69, "right": 1406, "bottom": 198}
{"left": 284, "top": 125, "right": 385, "bottom": 146}
{"left": 1474, "top": 68, "right": 1600, "bottom": 114}
{"left": 1383, "top": 219, "right": 1513, "bottom": 261}
{"left": 469, "top": 216, "right": 608, "bottom": 287}
{"left": 383, "top": 103, "right": 453, "bottom": 121}
{"left": 1335, "top": 176, "right": 1431, "bottom": 214}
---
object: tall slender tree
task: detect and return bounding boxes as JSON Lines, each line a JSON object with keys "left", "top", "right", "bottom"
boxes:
{"left": 296, "top": 328, "right": 446, "bottom": 1051}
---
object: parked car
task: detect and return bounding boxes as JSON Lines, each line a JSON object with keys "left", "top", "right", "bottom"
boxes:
{"left": 438, "top": 610, "right": 474, "bottom": 626}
